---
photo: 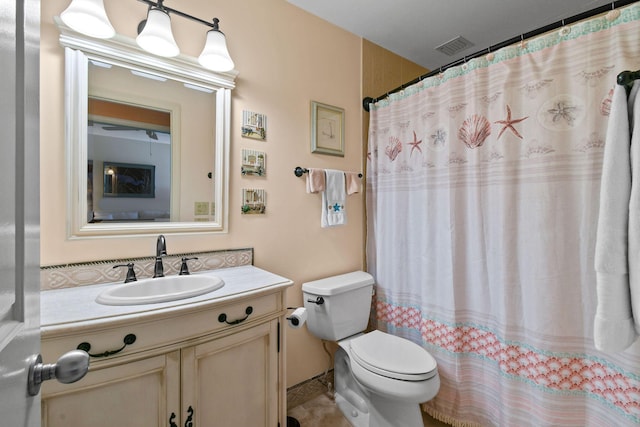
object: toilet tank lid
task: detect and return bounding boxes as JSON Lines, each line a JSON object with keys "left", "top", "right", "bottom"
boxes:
{"left": 302, "top": 271, "right": 374, "bottom": 296}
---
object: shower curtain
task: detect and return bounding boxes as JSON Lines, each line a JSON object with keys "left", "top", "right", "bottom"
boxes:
{"left": 366, "top": 5, "right": 640, "bottom": 426}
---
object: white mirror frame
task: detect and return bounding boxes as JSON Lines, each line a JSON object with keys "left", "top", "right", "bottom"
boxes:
{"left": 58, "top": 19, "right": 235, "bottom": 238}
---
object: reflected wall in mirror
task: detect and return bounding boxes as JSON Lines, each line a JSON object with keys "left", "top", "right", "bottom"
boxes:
{"left": 88, "top": 98, "right": 170, "bottom": 222}
{"left": 59, "top": 20, "right": 235, "bottom": 237}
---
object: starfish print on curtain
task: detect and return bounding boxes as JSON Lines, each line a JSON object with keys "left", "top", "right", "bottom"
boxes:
{"left": 495, "top": 105, "right": 528, "bottom": 139}
{"left": 407, "top": 131, "right": 423, "bottom": 156}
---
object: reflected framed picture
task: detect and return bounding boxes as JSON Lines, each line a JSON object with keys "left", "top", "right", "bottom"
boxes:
{"left": 311, "top": 101, "right": 344, "bottom": 157}
{"left": 103, "top": 162, "right": 155, "bottom": 198}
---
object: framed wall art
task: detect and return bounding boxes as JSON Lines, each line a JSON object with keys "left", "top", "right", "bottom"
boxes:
{"left": 240, "top": 148, "right": 266, "bottom": 176}
{"left": 241, "top": 188, "right": 266, "bottom": 214}
{"left": 311, "top": 101, "right": 344, "bottom": 157}
{"left": 241, "top": 110, "right": 267, "bottom": 140}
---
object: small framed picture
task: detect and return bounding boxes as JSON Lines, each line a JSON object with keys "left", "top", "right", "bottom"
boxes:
{"left": 241, "top": 188, "right": 266, "bottom": 214}
{"left": 311, "top": 101, "right": 344, "bottom": 157}
{"left": 242, "top": 110, "right": 267, "bottom": 140}
{"left": 241, "top": 149, "right": 266, "bottom": 176}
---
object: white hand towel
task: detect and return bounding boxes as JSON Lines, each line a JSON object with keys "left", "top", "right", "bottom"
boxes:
{"left": 627, "top": 82, "right": 640, "bottom": 339}
{"left": 322, "top": 169, "right": 346, "bottom": 227}
{"left": 594, "top": 82, "right": 638, "bottom": 352}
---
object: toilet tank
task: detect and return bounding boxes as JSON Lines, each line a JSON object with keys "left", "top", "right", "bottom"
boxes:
{"left": 302, "top": 271, "right": 374, "bottom": 341}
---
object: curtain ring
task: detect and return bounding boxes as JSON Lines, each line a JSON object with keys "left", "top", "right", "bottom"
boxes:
{"left": 606, "top": 4, "right": 620, "bottom": 21}
{"left": 519, "top": 34, "right": 527, "bottom": 50}
{"left": 559, "top": 19, "right": 570, "bottom": 36}
{"left": 486, "top": 46, "right": 495, "bottom": 61}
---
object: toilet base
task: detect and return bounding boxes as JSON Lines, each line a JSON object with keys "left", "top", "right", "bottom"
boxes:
{"left": 334, "top": 346, "right": 428, "bottom": 427}
{"left": 335, "top": 392, "right": 370, "bottom": 427}
{"left": 335, "top": 390, "right": 425, "bottom": 427}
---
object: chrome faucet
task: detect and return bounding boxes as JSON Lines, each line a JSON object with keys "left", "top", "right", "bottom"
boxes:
{"left": 153, "top": 235, "right": 167, "bottom": 278}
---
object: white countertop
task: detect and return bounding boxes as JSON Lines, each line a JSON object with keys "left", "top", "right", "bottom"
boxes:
{"left": 41, "top": 265, "right": 293, "bottom": 331}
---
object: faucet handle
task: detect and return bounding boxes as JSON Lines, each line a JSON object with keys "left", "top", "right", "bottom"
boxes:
{"left": 113, "top": 263, "right": 137, "bottom": 283}
{"left": 179, "top": 257, "right": 199, "bottom": 275}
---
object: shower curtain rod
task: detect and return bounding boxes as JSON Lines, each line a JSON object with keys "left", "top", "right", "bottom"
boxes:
{"left": 362, "top": 0, "right": 639, "bottom": 112}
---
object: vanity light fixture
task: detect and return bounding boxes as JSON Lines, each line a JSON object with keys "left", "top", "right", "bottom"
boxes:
{"left": 197, "top": 18, "right": 235, "bottom": 72}
{"left": 136, "top": 0, "right": 180, "bottom": 58}
{"left": 60, "top": 0, "right": 116, "bottom": 39}
{"left": 60, "top": 0, "right": 235, "bottom": 72}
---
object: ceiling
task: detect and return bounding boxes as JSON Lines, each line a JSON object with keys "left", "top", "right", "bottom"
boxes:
{"left": 287, "top": 0, "right": 617, "bottom": 71}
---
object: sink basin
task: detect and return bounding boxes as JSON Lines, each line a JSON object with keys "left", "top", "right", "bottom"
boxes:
{"left": 96, "top": 275, "right": 225, "bottom": 306}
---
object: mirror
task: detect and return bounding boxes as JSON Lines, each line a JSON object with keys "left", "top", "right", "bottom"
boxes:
{"left": 59, "top": 21, "right": 235, "bottom": 237}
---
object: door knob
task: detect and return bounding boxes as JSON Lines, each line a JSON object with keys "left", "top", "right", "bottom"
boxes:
{"left": 27, "top": 350, "right": 90, "bottom": 396}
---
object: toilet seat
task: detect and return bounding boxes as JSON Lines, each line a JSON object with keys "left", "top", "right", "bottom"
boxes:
{"left": 349, "top": 330, "right": 437, "bottom": 381}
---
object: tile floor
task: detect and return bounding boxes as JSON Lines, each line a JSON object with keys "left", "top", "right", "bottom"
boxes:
{"left": 287, "top": 392, "right": 451, "bottom": 427}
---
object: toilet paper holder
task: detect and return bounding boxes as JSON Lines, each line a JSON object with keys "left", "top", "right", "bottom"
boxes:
{"left": 286, "top": 307, "right": 308, "bottom": 328}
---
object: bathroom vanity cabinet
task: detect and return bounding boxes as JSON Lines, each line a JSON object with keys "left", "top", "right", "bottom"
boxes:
{"left": 39, "top": 266, "right": 292, "bottom": 427}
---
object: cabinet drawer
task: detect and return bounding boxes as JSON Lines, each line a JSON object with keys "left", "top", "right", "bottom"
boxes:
{"left": 41, "top": 292, "right": 282, "bottom": 363}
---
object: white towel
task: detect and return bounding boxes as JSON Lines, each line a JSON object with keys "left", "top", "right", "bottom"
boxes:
{"left": 322, "top": 169, "right": 346, "bottom": 227}
{"left": 594, "top": 82, "right": 639, "bottom": 352}
{"left": 628, "top": 82, "right": 640, "bottom": 339}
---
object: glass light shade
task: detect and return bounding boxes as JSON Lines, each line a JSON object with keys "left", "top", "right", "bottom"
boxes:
{"left": 198, "top": 30, "right": 235, "bottom": 72}
{"left": 60, "top": 0, "right": 115, "bottom": 39}
{"left": 136, "top": 8, "right": 180, "bottom": 58}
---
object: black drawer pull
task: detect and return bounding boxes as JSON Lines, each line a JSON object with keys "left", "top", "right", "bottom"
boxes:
{"left": 77, "top": 333, "right": 137, "bottom": 358}
{"left": 169, "top": 412, "right": 178, "bottom": 427}
{"left": 218, "top": 306, "right": 253, "bottom": 325}
{"left": 184, "top": 406, "right": 194, "bottom": 427}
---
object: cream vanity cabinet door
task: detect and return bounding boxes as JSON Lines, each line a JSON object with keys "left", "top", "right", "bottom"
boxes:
{"left": 41, "top": 351, "right": 181, "bottom": 427}
{"left": 181, "top": 319, "right": 281, "bottom": 426}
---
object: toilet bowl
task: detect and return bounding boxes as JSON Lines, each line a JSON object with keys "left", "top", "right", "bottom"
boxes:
{"left": 333, "top": 331, "right": 440, "bottom": 427}
{"left": 302, "top": 272, "right": 440, "bottom": 427}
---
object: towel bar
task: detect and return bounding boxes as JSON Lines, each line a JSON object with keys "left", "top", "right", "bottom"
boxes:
{"left": 294, "top": 166, "right": 362, "bottom": 178}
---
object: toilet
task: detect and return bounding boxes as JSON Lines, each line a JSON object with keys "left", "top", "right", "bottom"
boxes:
{"left": 302, "top": 271, "right": 440, "bottom": 427}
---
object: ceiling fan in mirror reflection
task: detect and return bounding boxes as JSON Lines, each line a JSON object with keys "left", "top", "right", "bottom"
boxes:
{"left": 60, "top": 0, "right": 235, "bottom": 71}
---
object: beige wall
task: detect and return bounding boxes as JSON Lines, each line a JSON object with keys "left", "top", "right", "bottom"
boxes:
{"left": 41, "top": 0, "right": 363, "bottom": 387}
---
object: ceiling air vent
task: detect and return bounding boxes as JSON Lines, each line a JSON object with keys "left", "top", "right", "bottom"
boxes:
{"left": 435, "top": 36, "right": 474, "bottom": 56}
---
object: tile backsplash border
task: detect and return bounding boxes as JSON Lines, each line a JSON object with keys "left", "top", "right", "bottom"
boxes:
{"left": 40, "top": 248, "right": 253, "bottom": 291}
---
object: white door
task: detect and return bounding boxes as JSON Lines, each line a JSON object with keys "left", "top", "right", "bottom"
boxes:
{"left": 0, "top": 0, "right": 41, "bottom": 425}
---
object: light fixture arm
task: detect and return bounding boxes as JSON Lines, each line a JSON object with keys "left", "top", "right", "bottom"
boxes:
{"left": 136, "top": 0, "right": 220, "bottom": 29}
